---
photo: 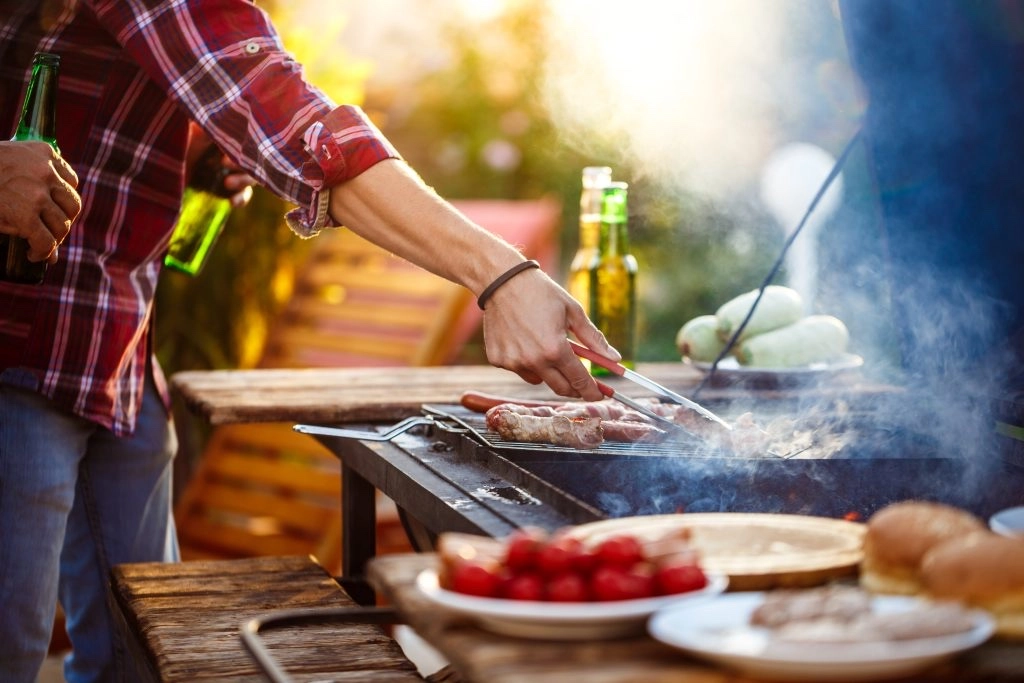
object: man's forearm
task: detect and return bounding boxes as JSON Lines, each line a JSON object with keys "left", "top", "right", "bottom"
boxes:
{"left": 326, "top": 158, "right": 527, "bottom": 296}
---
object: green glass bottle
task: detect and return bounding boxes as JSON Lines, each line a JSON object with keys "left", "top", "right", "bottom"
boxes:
{"left": 2, "top": 52, "right": 61, "bottom": 284}
{"left": 567, "top": 166, "right": 612, "bottom": 315}
{"left": 164, "top": 142, "right": 233, "bottom": 276}
{"left": 588, "top": 181, "right": 637, "bottom": 375}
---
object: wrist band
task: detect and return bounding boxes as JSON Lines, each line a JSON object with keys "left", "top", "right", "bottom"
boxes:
{"left": 477, "top": 260, "right": 541, "bottom": 310}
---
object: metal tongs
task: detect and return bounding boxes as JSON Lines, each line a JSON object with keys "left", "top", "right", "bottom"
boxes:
{"left": 591, "top": 378, "right": 697, "bottom": 438}
{"left": 569, "top": 339, "right": 733, "bottom": 432}
{"left": 293, "top": 415, "right": 436, "bottom": 441}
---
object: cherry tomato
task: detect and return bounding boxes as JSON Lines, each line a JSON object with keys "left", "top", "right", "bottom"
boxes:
{"left": 449, "top": 561, "right": 501, "bottom": 598}
{"left": 593, "top": 534, "right": 645, "bottom": 569}
{"left": 504, "top": 529, "right": 545, "bottom": 571}
{"left": 545, "top": 572, "right": 590, "bottom": 602}
{"left": 568, "top": 543, "right": 598, "bottom": 575}
{"left": 536, "top": 536, "right": 585, "bottom": 576}
{"left": 590, "top": 565, "right": 654, "bottom": 601}
{"left": 654, "top": 562, "right": 708, "bottom": 595}
{"left": 501, "top": 572, "right": 545, "bottom": 601}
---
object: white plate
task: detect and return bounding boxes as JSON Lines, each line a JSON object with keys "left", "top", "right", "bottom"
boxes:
{"left": 415, "top": 568, "right": 727, "bottom": 640}
{"left": 648, "top": 592, "right": 995, "bottom": 682}
{"left": 691, "top": 353, "right": 864, "bottom": 387}
{"left": 990, "top": 505, "right": 1024, "bottom": 537}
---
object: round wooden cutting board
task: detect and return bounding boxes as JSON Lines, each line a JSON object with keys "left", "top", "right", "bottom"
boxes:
{"left": 569, "top": 513, "right": 866, "bottom": 591}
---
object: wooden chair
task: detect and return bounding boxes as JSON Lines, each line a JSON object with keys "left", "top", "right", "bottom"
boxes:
{"left": 173, "top": 198, "right": 562, "bottom": 574}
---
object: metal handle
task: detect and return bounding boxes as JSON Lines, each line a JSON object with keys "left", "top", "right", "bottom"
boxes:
{"left": 568, "top": 339, "right": 625, "bottom": 376}
{"left": 293, "top": 415, "right": 435, "bottom": 441}
{"left": 240, "top": 606, "right": 404, "bottom": 683}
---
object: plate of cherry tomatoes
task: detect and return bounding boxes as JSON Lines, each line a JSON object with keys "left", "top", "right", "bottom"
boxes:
{"left": 419, "top": 529, "right": 728, "bottom": 640}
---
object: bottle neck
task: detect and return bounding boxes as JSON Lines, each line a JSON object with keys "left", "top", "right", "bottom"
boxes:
{"left": 578, "top": 214, "right": 601, "bottom": 250}
{"left": 578, "top": 185, "right": 605, "bottom": 249}
{"left": 598, "top": 184, "right": 630, "bottom": 256}
{"left": 13, "top": 55, "right": 59, "bottom": 150}
{"left": 600, "top": 220, "right": 630, "bottom": 256}
{"left": 578, "top": 167, "right": 612, "bottom": 251}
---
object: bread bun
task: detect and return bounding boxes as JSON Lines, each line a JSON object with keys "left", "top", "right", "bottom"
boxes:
{"left": 921, "top": 531, "right": 1024, "bottom": 639}
{"left": 860, "top": 501, "right": 985, "bottom": 595}
{"left": 435, "top": 532, "right": 505, "bottom": 589}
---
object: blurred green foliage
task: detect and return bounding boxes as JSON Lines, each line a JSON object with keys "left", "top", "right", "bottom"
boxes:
{"left": 366, "top": 0, "right": 786, "bottom": 362}
{"left": 156, "top": 0, "right": 854, "bottom": 379}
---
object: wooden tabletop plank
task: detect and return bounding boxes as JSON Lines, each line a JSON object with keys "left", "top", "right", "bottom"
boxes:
{"left": 111, "top": 555, "right": 422, "bottom": 683}
{"left": 170, "top": 362, "right": 892, "bottom": 426}
{"left": 169, "top": 363, "right": 703, "bottom": 425}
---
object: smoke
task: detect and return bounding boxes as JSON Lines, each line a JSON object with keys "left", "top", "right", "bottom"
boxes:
{"left": 321, "top": 0, "right": 1023, "bottom": 515}
{"left": 539, "top": 0, "right": 814, "bottom": 198}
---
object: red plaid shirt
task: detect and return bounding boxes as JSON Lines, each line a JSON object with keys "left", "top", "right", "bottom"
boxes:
{"left": 0, "top": 0, "right": 399, "bottom": 435}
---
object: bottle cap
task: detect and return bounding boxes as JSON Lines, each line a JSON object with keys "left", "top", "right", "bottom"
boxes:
{"left": 582, "top": 166, "right": 613, "bottom": 188}
{"left": 600, "top": 182, "right": 629, "bottom": 224}
{"left": 34, "top": 53, "right": 60, "bottom": 67}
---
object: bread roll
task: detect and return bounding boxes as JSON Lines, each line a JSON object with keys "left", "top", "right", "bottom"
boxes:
{"left": 435, "top": 532, "right": 505, "bottom": 589}
{"left": 921, "top": 531, "right": 1024, "bottom": 639}
{"left": 860, "top": 501, "right": 985, "bottom": 595}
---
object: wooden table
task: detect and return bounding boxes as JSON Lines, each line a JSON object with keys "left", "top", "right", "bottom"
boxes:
{"left": 170, "top": 362, "right": 889, "bottom": 426}
{"left": 110, "top": 555, "right": 422, "bottom": 682}
{"left": 367, "top": 552, "right": 1024, "bottom": 683}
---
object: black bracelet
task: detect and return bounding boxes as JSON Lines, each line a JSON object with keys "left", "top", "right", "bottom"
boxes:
{"left": 477, "top": 260, "right": 541, "bottom": 310}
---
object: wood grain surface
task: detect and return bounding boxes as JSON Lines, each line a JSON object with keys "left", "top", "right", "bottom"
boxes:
{"left": 111, "top": 555, "right": 421, "bottom": 682}
{"left": 170, "top": 362, "right": 893, "bottom": 426}
{"left": 169, "top": 363, "right": 705, "bottom": 425}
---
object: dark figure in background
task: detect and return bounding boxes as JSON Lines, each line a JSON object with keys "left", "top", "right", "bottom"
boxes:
{"left": 840, "top": 1, "right": 1024, "bottom": 447}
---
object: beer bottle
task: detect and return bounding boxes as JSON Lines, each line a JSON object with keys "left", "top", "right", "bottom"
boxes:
{"left": 567, "top": 166, "right": 612, "bottom": 314}
{"left": 589, "top": 181, "right": 637, "bottom": 374}
{"left": 164, "top": 142, "right": 233, "bottom": 276}
{"left": 2, "top": 52, "right": 61, "bottom": 284}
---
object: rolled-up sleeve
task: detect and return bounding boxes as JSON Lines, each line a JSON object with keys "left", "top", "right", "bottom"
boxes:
{"left": 287, "top": 105, "right": 400, "bottom": 236}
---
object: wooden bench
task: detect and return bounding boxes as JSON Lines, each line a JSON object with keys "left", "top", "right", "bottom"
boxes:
{"left": 110, "top": 555, "right": 424, "bottom": 682}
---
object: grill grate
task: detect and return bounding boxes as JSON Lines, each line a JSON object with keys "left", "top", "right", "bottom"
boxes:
{"left": 425, "top": 404, "right": 715, "bottom": 459}
{"left": 423, "top": 404, "right": 887, "bottom": 462}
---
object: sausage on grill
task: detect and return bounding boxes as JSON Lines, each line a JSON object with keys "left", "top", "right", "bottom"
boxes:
{"left": 485, "top": 409, "right": 604, "bottom": 449}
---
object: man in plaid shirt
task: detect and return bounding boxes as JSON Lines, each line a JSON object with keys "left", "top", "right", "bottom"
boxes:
{"left": 0, "top": 2, "right": 618, "bottom": 681}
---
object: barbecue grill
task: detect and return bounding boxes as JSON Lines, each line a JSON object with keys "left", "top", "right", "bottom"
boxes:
{"left": 303, "top": 392, "right": 1024, "bottom": 584}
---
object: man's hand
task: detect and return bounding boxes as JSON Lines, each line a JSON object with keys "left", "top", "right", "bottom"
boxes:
{"left": 184, "top": 121, "right": 256, "bottom": 208}
{"left": 222, "top": 163, "right": 256, "bottom": 208}
{"left": 479, "top": 266, "right": 620, "bottom": 401}
{"left": 0, "top": 140, "right": 80, "bottom": 263}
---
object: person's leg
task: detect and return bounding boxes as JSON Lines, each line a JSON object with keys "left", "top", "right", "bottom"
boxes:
{"left": 0, "top": 384, "right": 92, "bottom": 683}
{"left": 59, "top": 372, "right": 180, "bottom": 683}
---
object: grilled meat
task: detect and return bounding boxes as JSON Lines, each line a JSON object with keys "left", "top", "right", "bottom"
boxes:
{"left": 485, "top": 409, "right": 604, "bottom": 449}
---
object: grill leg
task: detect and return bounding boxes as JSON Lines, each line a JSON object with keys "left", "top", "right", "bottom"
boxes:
{"left": 341, "top": 463, "right": 376, "bottom": 605}
{"left": 397, "top": 507, "right": 437, "bottom": 552}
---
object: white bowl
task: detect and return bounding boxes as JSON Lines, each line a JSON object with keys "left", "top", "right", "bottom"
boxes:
{"left": 989, "top": 506, "right": 1024, "bottom": 538}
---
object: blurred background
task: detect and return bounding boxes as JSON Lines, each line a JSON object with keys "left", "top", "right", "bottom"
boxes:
{"left": 155, "top": 0, "right": 889, "bottom": 380}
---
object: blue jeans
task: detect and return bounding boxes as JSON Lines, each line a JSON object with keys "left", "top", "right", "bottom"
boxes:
{"left": 0, "top": 373, "right": 179, "bottom": 683}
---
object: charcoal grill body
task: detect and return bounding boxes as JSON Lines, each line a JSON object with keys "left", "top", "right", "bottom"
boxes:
{"left": 310, "top": 403, "right": 1024, "bottom": 587}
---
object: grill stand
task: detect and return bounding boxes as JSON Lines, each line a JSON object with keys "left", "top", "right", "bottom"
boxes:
{"left": 313, "top": 418, "right": 605, "bottom": 597}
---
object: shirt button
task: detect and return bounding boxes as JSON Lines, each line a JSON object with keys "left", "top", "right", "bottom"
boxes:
{"left": 245, "top": 42, "right": 260, "bottom": 54}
